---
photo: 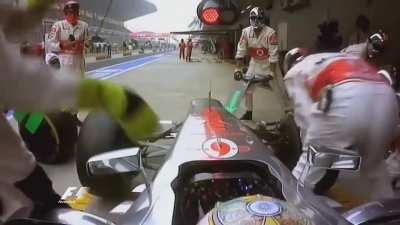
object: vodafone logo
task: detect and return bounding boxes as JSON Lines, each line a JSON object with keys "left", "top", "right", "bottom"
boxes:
{"left": 250, "top": 48, "right": 268, "bottom": 59}
{"left": 202, "top": 138, "right": 238, "bottom": 158}
{"left": 256, "top": 48, "right": 266, "bottom": 57}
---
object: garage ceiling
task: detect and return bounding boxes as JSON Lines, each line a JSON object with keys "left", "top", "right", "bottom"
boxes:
{"left": 229, "top": 0, "right": 273, "bottom": 10}
{"left": 79, "top": 0, "right": 157, "bottom": 21}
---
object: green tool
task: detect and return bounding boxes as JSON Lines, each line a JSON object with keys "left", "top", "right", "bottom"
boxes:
{"left": 225, "top": 90, "right": 244, "bottom": 113}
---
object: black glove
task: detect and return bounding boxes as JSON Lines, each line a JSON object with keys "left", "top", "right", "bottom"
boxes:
{"left": 234, "top": 69, "right": 243, "bottom": 81}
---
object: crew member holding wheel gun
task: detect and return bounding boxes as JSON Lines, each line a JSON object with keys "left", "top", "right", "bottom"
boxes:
{"left": 48, "top": 0, "right": 89, "bottom": 78}
{"left": 0, "top": 0, "right": 158, "bottom": 222}
{"left": 234, "top": 7, "right": 282, "bottom": 120}
{"left": 283, "top": 34, "right": 399, "bottom": 199}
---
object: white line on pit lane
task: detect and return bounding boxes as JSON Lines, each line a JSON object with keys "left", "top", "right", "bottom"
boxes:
{"left": 86, "top": 53, "right": 164, "bottom": 74}
{"left": 98, "top": 56, "right": 164, "bottom": 80}
{"left": 87, "top": 54, "right": 164, "bottom": 80}
{"left": 6, "top": 54, "right": 165, "bottom": 121}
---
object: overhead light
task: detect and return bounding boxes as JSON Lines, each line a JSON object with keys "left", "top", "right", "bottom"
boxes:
{"left": 201, "top": 7, "right": 221, "bottom": 25}
{"left": 197, "top": 0, "right": 238, "bottom": 26}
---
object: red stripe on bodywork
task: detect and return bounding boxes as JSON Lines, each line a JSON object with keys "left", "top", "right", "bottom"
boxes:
{"left": 203, "top": 108, "right": 226, "bottom": 137}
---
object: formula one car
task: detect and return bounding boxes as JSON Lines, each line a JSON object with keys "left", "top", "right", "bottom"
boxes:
{"left": 5, "top": 98, "right": 400, "bottom": 225}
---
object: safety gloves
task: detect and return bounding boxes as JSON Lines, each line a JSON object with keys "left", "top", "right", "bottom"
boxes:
{"left": 234, "top": 68, "right": 243, "bottom": 81}
{"left": 78, "top": 79, "right": 159, "bottom": 141}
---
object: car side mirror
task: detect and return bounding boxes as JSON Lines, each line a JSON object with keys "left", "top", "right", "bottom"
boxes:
{"left": 307, "top": 145, "right": 361, "bottom": 171}
{"left": 86, "top": 148, "right": 153, "bottom": 204}
{"left": 87, "top": 147, "right": 142, "bottom": 176}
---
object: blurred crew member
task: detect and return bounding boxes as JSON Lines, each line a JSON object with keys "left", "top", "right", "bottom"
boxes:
{"left": 235, "top": 7, "right": 281, "bottom": 120}
{"left": 284, "top": 46, "right": 399, "bottom": 198}
{"left": 0, "top": 1, "right": 158, "bottom": 222}
{"left": 48, "top": 0, "right": 89, "bottom": 78}
{"left": 186, "top": 38, "right": 193, "bottom": 62}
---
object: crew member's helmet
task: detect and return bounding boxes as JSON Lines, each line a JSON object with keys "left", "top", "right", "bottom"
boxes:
{"left": 249, "top": 7, "right": 266, "bottom": 29}
{"left": 283, "top": 48, "right": 308, "bottom": 74}
{"left": 63, "top": 0, "right": 80, "bottom": 14}
{"left": 367, "top": 30, "right": 387, "bottom": 59}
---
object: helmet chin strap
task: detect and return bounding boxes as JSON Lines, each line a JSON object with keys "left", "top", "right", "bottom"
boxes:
{"left": 252, "top": 24, "right": 264, "bottom": 31}
{"left": 250, "top": 19, "right": 265, "bottom": 30}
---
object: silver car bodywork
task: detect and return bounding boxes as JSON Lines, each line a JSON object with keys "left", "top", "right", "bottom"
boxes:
{"left": 111, "top": 99, "right": 351, "bottom": 225}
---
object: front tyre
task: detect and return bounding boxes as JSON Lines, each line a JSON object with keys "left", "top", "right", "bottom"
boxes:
{"left": 76, "top": 111, "right": 139, "bottom": 197}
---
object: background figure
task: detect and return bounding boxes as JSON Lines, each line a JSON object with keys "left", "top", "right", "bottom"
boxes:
{"left": 349, "top": 14, "right": 370, "bottom": 45}
{"left": 316, "top": 19, "right": 343, "bottom": 52}
{"left": 186, "top": 39, "right": 193, "bottom": 62}
{"left": 47, "top": 1, "right": 89, "bottom": 78}
{"left": 107, "top": 41, "right": 112, "bottom": 58}
{"left": 122, "top": 41, "right": 127, "bottom": 54}
{"left": 235, "top": 7, "right": 279, "bottom": 120}
{"left": 179, "top": 39, "right": 185, "bottom": 60}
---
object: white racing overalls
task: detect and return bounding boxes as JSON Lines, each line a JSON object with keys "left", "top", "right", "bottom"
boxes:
{"left": 48, "top": 20, "right": 89, "bottom": 78}
{"left": 341, "top": 42, "right": 367, "bottom": 57}
{"left": 285, "top": 53, "right": 399, "bottom": 199}
{"left": 235, "top": 25, "right": 290, "bottom": 111}
{"left": 236, "top": 25, "right": 279, "bottom": 79}
{"left": 0, "top": 28, "right": 79, "bottom": 222}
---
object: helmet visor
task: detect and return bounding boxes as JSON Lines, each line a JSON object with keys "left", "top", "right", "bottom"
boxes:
{"left": 249, "top": 16, "right": 264, "bottom": 28}
{"left": 64, "top": 3, "right": 79, "bottom": 15}
{"left": 249, "top": 15, "right": 264, "bottom": 21}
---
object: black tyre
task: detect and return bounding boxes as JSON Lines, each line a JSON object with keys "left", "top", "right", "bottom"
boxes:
{"left": 274, "top": 114, "right": 302, "bottom": 170}
{"left": 76, "top": 111, "right": 140, "bottom": 197}
{"left": 19, "top": 112, "right": 78, "bottom": 164}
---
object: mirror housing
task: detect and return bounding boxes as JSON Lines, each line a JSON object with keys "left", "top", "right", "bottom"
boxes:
{"left": 87, "top": 147, "right": 142, "bottom": 176}
{"left": 307, "top": 145, "right": 361, "bottom": 171}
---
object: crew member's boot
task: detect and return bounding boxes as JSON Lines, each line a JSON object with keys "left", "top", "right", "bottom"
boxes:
{"left": 240, "top": 111, "right": 252, "bottom": 120}
{"left": 14, "top": 165, "right": 69, "bottom": 219}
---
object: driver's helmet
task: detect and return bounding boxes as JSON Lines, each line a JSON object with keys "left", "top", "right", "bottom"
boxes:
{"left": 283, "top": 48, "right": 308, "bottom": 74}
{"left": 63, "top": 0, "right": 80, "bottom": 13}
{"left": 249, "top": 7, "right": 266, "bottom": 29}
{"left": 197, "top": 195, "right": 311, "bottom": 225}
{"left": 367, "top": 31, "right": 387, "bottom": 59}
